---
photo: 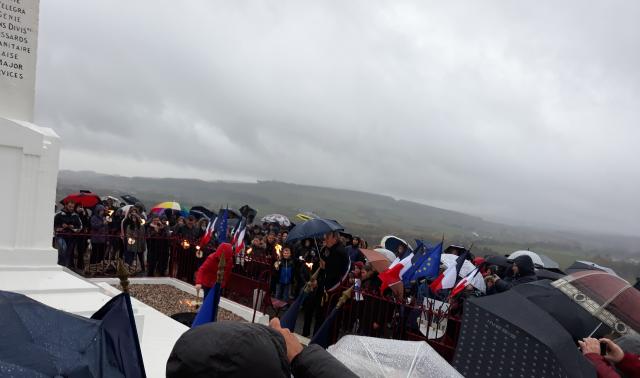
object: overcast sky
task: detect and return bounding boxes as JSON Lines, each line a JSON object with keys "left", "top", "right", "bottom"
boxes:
{"left": 35, "top": 1, "right": 640, "bottom": 235}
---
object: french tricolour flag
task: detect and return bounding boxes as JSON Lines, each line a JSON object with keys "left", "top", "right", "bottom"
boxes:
{"left": 198, "top": 216, "right": 217, "bottom": 249}
{"left": 378, "top": 253, "right": 414, "bottom": 294}
{"left": 231, "top": 219, "right": 246, "bottom": 254}
{"left": 429, "top": 251, "right": 468, "bottom": 294}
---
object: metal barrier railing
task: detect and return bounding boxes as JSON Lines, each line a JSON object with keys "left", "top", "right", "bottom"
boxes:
{"left": 56, "top": 232, "right": 461, "bottom": 361}
{"left": 322, "top": 286, "right": 461, "bottom": 362}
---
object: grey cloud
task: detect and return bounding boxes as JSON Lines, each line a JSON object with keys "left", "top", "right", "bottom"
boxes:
{"left": 34, "top": 0, "right": 640, "bottom": 235}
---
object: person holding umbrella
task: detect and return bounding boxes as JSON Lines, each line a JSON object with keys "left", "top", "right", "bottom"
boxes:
{"left": 302, "top": 230, "right": 350, "bottom": 337}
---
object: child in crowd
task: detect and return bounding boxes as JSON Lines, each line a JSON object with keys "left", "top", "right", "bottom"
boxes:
{"left": 275, "top": 246, "right": 295, "bottom": 300}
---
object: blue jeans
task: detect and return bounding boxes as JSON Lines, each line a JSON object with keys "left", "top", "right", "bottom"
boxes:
{"left": 56, "top": 237, "right": 73, "bottom": 267}
{"left": 276, "top": 283, "right": 291, "bottom": 300}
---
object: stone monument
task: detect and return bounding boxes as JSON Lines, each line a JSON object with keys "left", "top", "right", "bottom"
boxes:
{"left": 0, "top": 0, "right": 60, "bottom": 266}
{"left": 0, "top": 5, "right": 193, "bottom": 375}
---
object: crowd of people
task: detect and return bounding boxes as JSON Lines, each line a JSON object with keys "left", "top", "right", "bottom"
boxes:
{"left": 53, "top": 195, "right": 640, "bottom": 377}
{"left": 54, "top": 198, "right": 216, "bottom": 277}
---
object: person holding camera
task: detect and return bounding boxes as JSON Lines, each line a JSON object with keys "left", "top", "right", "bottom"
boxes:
{"left": 579, "top": 337, "right": 639, "bottom": 378}
{"left": 54, "top": 200, "right": 83, "bottom": 268}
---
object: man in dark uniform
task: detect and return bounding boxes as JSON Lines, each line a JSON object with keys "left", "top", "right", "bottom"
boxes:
{"left": 302, "top": 231, "right": 350, "bottom": 337}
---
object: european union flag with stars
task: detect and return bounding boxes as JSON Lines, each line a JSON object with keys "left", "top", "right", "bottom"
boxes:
{"left": 412, "top": 242, "right": 443, "bottom": 281}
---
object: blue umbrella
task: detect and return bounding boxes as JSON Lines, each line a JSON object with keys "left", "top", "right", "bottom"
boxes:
{"left": 0, "top": 290, "right": 146, "bottom": 377}
{"left": 285, "top": 218, "right": 344, "bottom": 243}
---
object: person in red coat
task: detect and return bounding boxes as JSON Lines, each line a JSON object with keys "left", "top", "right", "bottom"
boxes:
{"left": 579, "top": 337, "right": 640, "bottom": 378}
{"left": 195, "top": 243, "right": 234, "bottom": 299}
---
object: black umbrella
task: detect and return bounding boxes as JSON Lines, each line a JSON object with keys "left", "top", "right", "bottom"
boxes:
{"left": 566, "top": 260, "right": 617, "bottom": 276}
{"left": 535, "top": 268, "right": 565, "bottom": 281}
{"left": 453, "top": 290, "right": 596, "bottom": 378}
{"left": 120, "top": 194, "right": 143, "bottom": 206}
{"left": 190, "top": 206, "right": 216, "bottom": 219}
{"left": 512, "top": 280, "right": 610, "bottom": 341}
{"left": 0, "top": 290, "right": 145, "bottom": 377}
{"left": 485, "top": 255, "right": 510, "bottom": 268}
{"left": 189, "top": 210, "right": 210, "bottom": 220}
{"left": 285, "top": 218, "right": 344, "bottom": 243}
{"left": 239, "top": 204, "right": 258, "bottom": 224}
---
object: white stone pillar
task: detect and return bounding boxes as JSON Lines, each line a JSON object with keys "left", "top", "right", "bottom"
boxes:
{"left": 0, "top": 0, "right": 59, "bottom": 265}
{"left": 0, "top": 119, "right": 60, "bottom": 265}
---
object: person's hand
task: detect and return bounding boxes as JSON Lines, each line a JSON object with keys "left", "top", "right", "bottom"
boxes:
{"left": 270, "top": 317, "right": 303, "bottom": 362}
{"left": 578, "top": 338, "right": 601, "bottom": 355}
{"left": 599, "top": 338, "right": 625, "bottom": 363}
{"left": 195, "top": 284, "right": 202, "bottom": 294}
{"left": 319, "top": 259, "right": 326, "bottom": 269}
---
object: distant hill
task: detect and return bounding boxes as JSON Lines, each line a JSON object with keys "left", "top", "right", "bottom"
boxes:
{"left": 57, "top": 170, "right": 640, "bottom": 280}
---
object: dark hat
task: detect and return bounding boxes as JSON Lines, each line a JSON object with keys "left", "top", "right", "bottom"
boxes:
{"left": 167, "top": 322, "right": 290, "bottom": 378}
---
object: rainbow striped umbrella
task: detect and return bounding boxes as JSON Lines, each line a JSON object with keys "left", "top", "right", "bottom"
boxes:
{"left": 150, "top": 201, "right": 182, "bottom": 214}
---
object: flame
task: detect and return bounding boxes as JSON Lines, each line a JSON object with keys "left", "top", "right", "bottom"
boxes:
{"left": 246, "top": 247, "right": 253, "bottom": 255}
{"left": 180, "top": 299, "right": 202, "bottom": 309}
{"left": 107, "top": 209, "right": 114, "bottom": 216}
{"left": 196, "top": 245, "right": 201, "bottom": 251}
{"left": 305, "top": 262, "right": 313, "bottom": 270}
{"left": 275, "top": 244, "right": 282, "bottom": 258}
{"left": 127, "top": 237, "right": 136, "bottom": 245}
{"left": 140, "top": 218, "right": 146, "bottom": 225}
{"left": 181, "top": 239, "right": 190, "bottom": 249}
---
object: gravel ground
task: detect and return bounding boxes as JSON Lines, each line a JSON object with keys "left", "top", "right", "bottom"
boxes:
{"left": 112, "top": 284, "right": 245, "bottom": 322}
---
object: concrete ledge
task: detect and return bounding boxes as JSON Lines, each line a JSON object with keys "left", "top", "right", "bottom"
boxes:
{"left": 90, "top": 277, "right": 271, "bottom": 325}
{"left": 0, "top": 248, "right": 58, "bottom": 266}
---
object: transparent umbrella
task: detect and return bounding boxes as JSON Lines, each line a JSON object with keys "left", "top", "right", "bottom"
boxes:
{"left": 328, "top": 335, "right": 463, "bottom": 378}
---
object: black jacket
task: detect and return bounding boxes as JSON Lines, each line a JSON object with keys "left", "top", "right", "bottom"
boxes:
{"left": 166, "top": 322, "right": 356, "bottom": 378}
{"left": 54, "top": 210, "right": 82, "bottom": 235}
{"left": 493, "top": 255, "right": 537, "bottom": 293}
{"left": 319, "top": 242, "right": 350, "bottom": 292}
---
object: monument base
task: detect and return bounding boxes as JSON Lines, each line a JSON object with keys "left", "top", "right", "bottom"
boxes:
{"left": 0, "top": 247, "right": 58, "bottom": 266}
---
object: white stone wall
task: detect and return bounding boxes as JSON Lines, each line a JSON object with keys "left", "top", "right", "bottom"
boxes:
{"left": 0, "top": 117, "right": 59, "bottom": 265}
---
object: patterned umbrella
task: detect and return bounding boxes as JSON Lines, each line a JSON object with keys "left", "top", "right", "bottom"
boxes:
{"left": 453, "top": 291, "right": 596, "bottom": 377}
{"left": 260, "top": 214, "right": 291, "bottom": 227}
{"left": 552, "top": 270, "right": 640, "bottom": 336}
{"left": 150, "top": 201, "right": 181, "bottom": 213}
